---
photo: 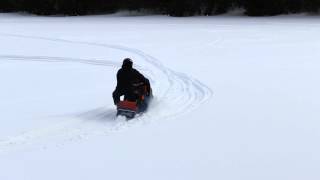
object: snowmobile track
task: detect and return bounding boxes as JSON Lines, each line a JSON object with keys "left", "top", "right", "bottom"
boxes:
{"left": 0, "top": 33, "right": 213, "bottom": 152}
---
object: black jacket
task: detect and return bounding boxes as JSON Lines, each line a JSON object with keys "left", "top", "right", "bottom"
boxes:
{"left": 116, "top": 68, "right": 146, "bottom": 92}
{"left": 113, "top": 67, "right": 150, "bottom": 104}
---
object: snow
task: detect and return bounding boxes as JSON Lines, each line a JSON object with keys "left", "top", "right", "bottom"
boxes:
{"left": 0, "top": 13, "right": 320, "bottom": 180}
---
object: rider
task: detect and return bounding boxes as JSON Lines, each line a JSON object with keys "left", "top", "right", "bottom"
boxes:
{"left": 112, "top": 58, "right": 151, "bottom": 105}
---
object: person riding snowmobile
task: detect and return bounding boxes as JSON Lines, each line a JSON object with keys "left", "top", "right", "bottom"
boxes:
{"left": 112, "top": 58, "right": 151, "bottom": 108}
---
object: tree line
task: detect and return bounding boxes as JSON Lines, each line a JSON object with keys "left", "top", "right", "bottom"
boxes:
{"left": 0, "top": 0, "right": 320, "bottom": 16}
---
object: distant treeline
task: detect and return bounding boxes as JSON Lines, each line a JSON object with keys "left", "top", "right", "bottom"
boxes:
{"left": 1, "top": 0, "right": 320, "bottom": 16}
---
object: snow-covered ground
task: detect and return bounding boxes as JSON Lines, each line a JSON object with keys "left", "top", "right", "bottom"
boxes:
{"left": 0, "top": 13, "right": 320, "bottom": 180}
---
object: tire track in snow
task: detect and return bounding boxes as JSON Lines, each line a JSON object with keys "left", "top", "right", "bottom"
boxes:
{"left": 0, "top": 55, "right": 119, "bottom": 66}
{"left": 0, "top": 33, "right": 212, "bottom": 152}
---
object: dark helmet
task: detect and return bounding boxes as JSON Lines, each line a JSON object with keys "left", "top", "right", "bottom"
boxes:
{"left": 122, "top": 58, "right": 133, "bottom": 69}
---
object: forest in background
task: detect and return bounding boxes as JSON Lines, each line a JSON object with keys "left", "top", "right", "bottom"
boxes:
{"left": 0, "top": 0, "right": 320, "bottom": 16}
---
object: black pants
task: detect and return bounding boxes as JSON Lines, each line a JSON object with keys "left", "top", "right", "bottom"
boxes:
{"left": 113, "top": 79, "right": 151, "bottom": 105}
{"left": 113, "top": 89, "right": 138, "bottom": 105}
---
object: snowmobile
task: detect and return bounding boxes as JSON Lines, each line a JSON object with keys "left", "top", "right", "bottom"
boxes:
{"left": 116, "top": 82, "right": 152, "bottom": 119}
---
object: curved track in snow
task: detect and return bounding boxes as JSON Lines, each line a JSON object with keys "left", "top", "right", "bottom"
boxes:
{"left": 0, "top": 33, "right": 212, "bottom": 152}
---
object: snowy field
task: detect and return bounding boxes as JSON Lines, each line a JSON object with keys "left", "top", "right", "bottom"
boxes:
{"left": 0, "top": 13, "right": 320, "bottom": 179}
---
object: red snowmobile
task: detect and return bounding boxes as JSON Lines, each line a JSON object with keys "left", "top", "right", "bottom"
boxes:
{"left": 116, "top": 82, "right": 152, "bottom": 119}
